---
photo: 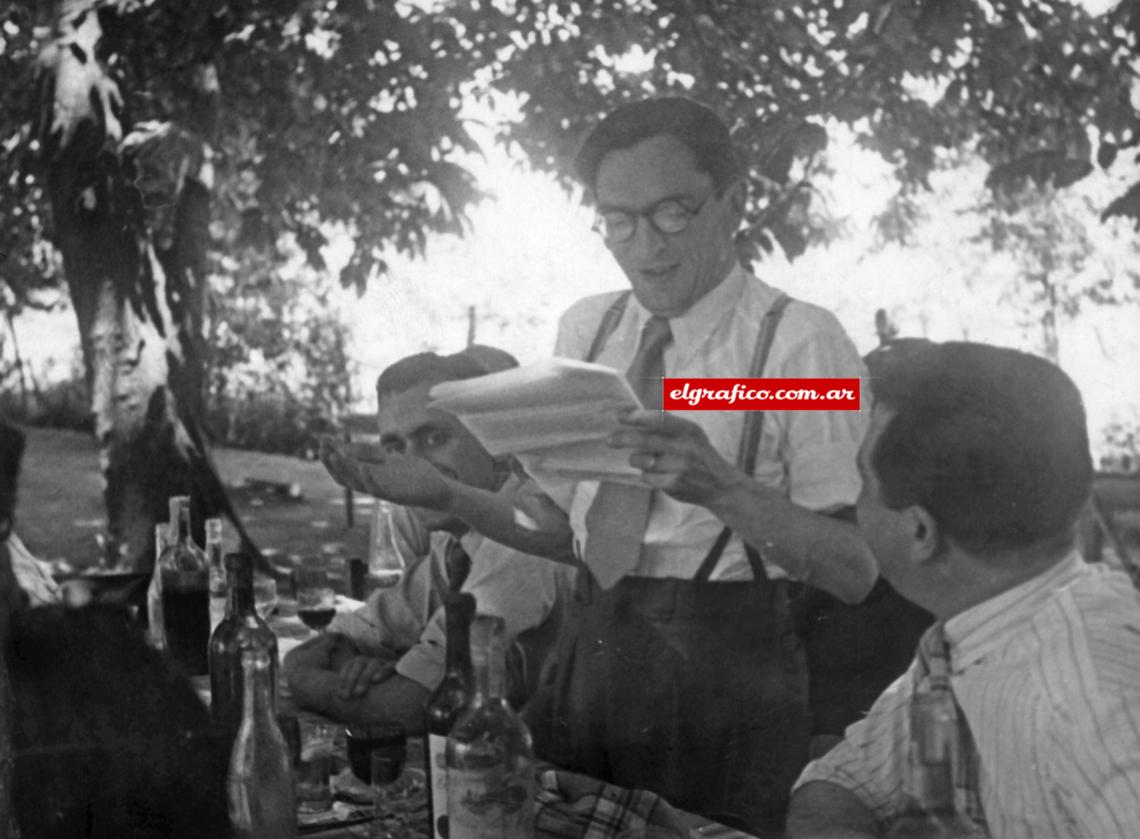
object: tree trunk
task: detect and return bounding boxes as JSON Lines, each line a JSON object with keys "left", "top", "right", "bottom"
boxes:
{"left": 33, "top": 0, "right": 258, "bottom": 573}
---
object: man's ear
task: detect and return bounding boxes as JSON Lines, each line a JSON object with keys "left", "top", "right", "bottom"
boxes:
{"left": 906, "top": 505, "right": 942, "bottom": 564}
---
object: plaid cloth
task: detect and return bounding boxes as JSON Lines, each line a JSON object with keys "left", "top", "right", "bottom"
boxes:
{"left": 534, "top": 769, "right": 761, "bottom": 839}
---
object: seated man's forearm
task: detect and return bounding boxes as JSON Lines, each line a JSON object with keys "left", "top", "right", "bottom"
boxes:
{"left": 706, "top": 479, "right": 876, "bottom": 602}
{"left": 786, "top": 781, "right": 881, "bottom": 839}
{"left": 284, "top": 636, "right": 431, "bottom": 732}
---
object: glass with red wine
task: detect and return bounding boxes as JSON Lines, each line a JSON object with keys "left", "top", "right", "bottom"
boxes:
{"left": 295, "top": 566, "right": 337, "bottom": 635}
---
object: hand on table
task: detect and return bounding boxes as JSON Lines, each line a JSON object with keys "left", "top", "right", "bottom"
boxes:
{"left": 320, "top": 436, "right": 454, "bottom": 511}
{"left": 609, "top": 411, "right": 747, "bottom": 506}
{"left": 336, "top": 655, "right": 396, "bottom": 700}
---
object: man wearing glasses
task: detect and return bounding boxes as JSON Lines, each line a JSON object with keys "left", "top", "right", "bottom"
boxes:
{"left": 517, "top": 97, "right": 876, "bottom": 833}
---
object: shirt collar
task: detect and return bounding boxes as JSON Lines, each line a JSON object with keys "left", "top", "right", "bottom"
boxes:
{"left": 627, "top": 262, "right": 750, "bottom": 368}
{"left": 942, "top": 550, "right": 1087, "bottom": 672}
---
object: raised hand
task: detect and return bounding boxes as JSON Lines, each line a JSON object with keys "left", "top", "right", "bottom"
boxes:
{"left": 319, "top": 436, "right": 454, "bottom": 511}
{"left": 608, "top": 410, "right": 747, "bottom": 506}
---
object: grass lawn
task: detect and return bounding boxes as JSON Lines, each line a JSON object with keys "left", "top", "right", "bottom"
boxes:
{"left": 16, "top": 426, "right": 371, "bottom": 568}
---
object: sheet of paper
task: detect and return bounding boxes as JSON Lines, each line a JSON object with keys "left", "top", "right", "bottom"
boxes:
{"left": 429, "top": 357, "right": 649, "bottom": 485}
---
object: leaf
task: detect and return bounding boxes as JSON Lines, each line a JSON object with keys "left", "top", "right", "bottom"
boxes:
{"left": 1101, "top": 181, "right": 1140, "bottom": 227}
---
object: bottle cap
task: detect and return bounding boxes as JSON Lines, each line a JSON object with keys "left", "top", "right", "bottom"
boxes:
{"left": 205, "top": 518, "right": 223, "bottom": 541}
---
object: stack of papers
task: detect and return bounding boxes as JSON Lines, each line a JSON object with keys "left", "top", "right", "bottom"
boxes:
{"left": 429, "top": 357, "right": 647, "bottom": 485}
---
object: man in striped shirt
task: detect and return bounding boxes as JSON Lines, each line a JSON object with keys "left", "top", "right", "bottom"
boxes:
{"left": 787, "top": 342, "right": 1140, "bottom": 839}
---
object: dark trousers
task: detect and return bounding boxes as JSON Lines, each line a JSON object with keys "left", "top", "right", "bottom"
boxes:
{"left": 523, "top": 571, "right": 810, "bottom": 835}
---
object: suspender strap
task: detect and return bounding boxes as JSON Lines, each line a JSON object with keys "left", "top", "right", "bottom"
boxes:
{"left": 585, "top": 291, "right": 632, "bottom": 364}
{"left": 695, "top": 292, "right": 792, "bottom": 583}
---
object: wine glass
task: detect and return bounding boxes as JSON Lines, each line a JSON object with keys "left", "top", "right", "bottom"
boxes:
{"left": 295, "top": 566, "right": 336, "bottom": 635}
{"left": 253, "top": 574, "right": 278, "bottom": 620}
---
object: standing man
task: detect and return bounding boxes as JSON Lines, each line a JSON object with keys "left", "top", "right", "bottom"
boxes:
{"left": 527, "top": 96, "right": 875, "bottom": 833}
{"left": 787, "top": 342, "right": 1140, "bottom": 839}
{"left": 321, "top": 98, "right": 876, "bottom": 833}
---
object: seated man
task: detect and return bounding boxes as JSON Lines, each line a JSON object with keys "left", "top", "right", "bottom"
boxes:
{"left": 288, "top": 348, "right": 575, "bottom": 732}
{"left": 1, "top": 416, "right": 231, "bottom": 839}
{"left": 787, "top": 342, "right": 1140, "bottom": 839}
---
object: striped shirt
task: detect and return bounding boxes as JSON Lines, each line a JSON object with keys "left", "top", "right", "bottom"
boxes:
{"left": 794, "top": 552, "right": 1140, "bottom": 838}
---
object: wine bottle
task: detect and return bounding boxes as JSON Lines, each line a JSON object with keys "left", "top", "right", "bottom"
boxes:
{"left": 146, "top": 497, "right": 181, "bottom": 649}
{"left": 209, "top": 551, "right": 279, "bottom": 743}
{"left": 227, "top": 648, "right": 297, "bottom": 839}
{"left": 159, "top": 497, "right": 211, "bottom": 676}
{"left": 446, "top": 614, "right": 536, "bottom": 839}
{"left": 424, "top": 592, "right": 476, "bottom": 839}
{"left": 206, "top": 518, "right": 227, "bottom": 634}
{"left": 886, "top": 661, "right": 982, "bottom": 838}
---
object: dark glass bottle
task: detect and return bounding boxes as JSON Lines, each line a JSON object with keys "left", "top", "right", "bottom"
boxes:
{"left": 227, "top": 648, "right": 297, "bottom": 839}
{"left": 424, "top": 592, "right": 476, "bottom": 839}
{"left": 159, "top": 496, "right": 211, "bottom": 675}
{"left": 209, "top": 551, "right": 279, "bottom": 743}
{"left": 886, "top": 662, "right": 982, "bottom": 838}
{"left": 446, "top": 615, "right": 536, "bottom": 839}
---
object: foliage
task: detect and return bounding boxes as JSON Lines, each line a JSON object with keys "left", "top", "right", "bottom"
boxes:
{"left": 1, "top": 0, "right": 1137, "bottom": 315}
{"left": 0, "top": 358, "right": 92, "bottom": 433}
{"left": 204, "top": 236, "right": 354, "bottom": 457}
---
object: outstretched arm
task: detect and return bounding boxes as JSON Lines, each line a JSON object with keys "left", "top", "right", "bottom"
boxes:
{"left": 321, "top": 438, "right": 576, "bottom": 564}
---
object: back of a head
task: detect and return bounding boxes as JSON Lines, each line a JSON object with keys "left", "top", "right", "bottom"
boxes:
{"left": 10, "top": 606, "right": 232, "bottom": 838}
{"left": 376, "top": 346, "right": 519, "bottom": 399}
{"left": 871, "top": 342, "right": 1092, "bottom": 558}
{"left": 574, "top": 96, "right": 741, "bottom": 193}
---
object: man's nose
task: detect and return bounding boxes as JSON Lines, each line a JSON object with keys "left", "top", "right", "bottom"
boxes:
{"left": 624, "top": 214, "right": 668, "bottom": 259}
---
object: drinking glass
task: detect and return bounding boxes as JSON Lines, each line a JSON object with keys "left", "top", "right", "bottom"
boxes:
{"left": 346, "top": 721, "right": 406, "bottom": 784}
{"left": 295, "top": 720, "right": 338, "bottom": 814}
{"left": 295, "top": 566, "right": 336, "bottom": 635}
{"left": 253, "top": 574, "right": 278, "bottom": 620}
{"left": 371, "top": 752, "right": 425, "bottom": 817}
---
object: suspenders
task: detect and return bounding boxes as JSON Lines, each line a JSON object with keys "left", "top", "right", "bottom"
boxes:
{"left": 583, "top": 289, "right": 793, "bottom": 581}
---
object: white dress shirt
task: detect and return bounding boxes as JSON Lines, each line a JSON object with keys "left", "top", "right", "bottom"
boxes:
{"left": 553, "top": 264, "right": 868, "bottom": 581}
{"left": 795, "top": 553, "right": 1140, "bottom": 838}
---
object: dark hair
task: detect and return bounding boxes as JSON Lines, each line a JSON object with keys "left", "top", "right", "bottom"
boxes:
{"left": 10, "top": 606, "right": 233, "bottom": 838}
{"left": 870, "top": 342, "right": 1092, "bottom": 555}
{"left": 376, "top": 348, "right": 518, "bottom": 400}
{"left": 574, "top": 97, "right": 741, "bottom": 193}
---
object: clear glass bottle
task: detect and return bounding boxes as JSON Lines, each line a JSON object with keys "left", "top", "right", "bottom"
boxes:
{"left": 227, "top": 648, "right": 297, "bottom": 839}
{"left": 209, "top": 551, "right": 279, "bottom": 742}
{"left": 425, "top": 592, "right": 476, "bottom": 839}
{"left": 146, "top": 497, "right": 181, "bottom": 650}
{"left": 886, "top": 663, "right": 982, "bottom": 838}
{"left": 368, "top": 499, "right": 406, "bottom": 590}
{"left": 206, "top": 518, "right": 227, "bottom": 634}
{"left": 158, "top": 496, "right": 211, "bottom": 676}
{"left": 446, "top": 614, "right": 535, "bottom": 839}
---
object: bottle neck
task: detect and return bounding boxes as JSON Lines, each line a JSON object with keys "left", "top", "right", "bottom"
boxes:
{"left": 443, "top": 603, "right": 473, "bottom": 681}
{"left": 177, "top": 506, "right": 191, "bottom": 544}
{"left": 908, "top": 687, "right": 960, "bottom": 813}
{"left": 471, "top": 644, "right": 505, "bottom": 701}
{"left": 227, "top": 561, "right": 256, "bottom": 618}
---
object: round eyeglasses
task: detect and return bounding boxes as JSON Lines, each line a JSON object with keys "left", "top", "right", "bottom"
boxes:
{"left": 593, "top": 194, "right": 714, "bottom": 244}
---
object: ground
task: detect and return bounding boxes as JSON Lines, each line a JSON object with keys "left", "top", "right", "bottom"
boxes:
{"left": 15, "top": 426, "right": 370, "bottom": 569}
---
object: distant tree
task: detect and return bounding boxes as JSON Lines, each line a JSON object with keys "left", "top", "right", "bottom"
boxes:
{"left": 0, "top": 0, "right": 1136, "bottom": 569}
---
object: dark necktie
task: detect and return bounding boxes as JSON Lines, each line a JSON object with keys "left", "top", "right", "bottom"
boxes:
{"left": 583, "top": 315, "right": 672, "bottom": 589}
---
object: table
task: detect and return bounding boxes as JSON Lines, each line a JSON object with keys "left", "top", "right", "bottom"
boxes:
{"left": 201, "top": 598, "right": 762, "bottom": 839}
